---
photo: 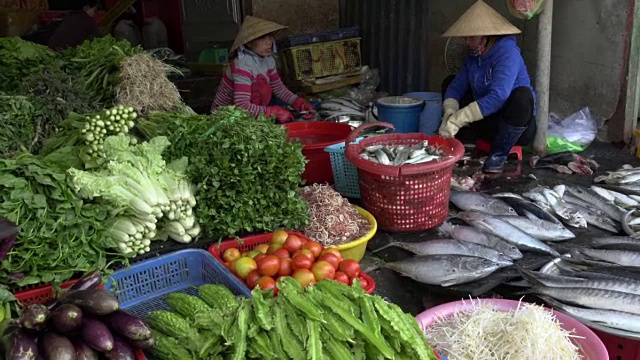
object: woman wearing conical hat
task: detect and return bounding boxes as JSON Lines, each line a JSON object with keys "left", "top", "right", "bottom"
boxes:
{"left": 439, "top": 0, "right": 536, "bottom": 173}
{"left": 211, "top": 16, "right": 314, "bottom": 123}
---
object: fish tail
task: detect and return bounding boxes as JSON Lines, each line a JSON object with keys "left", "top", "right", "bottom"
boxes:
{"left": 361, "top": 256, "right": 385, "bottom": 273}
{"left": 515, "top": 266, "right": 544, "bottom": 287}
{"left": 371, "top": 241, "right": 399, "bottom": 253}
{"left": 438, "top": 222, "right": 455, "bottom": 237}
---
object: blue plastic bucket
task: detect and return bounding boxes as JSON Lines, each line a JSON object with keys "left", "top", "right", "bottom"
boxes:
{"left": 373, "top": 96, "right": 425, "bottom": 133}
{"left": 404, "top": 92, "right": 443, "bottom": 135}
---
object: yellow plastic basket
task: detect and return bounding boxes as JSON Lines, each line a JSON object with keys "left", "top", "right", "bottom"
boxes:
{"left": 334, "top": 206, "right": 377, "bottom": 261}
{"left": 280, "top": 38, "right": 362, "bottom": 81}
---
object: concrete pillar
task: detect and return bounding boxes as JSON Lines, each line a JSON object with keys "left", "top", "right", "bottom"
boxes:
{"left": 533, "top": 0, "right": 553, "bottom": 156}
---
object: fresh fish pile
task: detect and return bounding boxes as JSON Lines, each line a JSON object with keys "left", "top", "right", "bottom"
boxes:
{"left": 449, "top": 190, "right": 517, "bottom": 216}
{"left": 318, "top": 97, "right": 367, "bottom": 120}
{"left": 592, "top": 164, "right": 640, "bottom": 236}
{"left": 529, "top": 151, "right": 599, "bottom": 175}
{"left": 359, "top": 141, "right": 449, "bottom": 166}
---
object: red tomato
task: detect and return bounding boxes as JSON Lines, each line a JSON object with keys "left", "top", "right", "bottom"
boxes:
{"left": 234, "top": 257, "right": 257, "bottom": 279}
{"left": 292, "top": 249, "right": 314, "bottom": 261}
{"left": 339, "top": 259, "right": 361, "bottom": 279}
{"left": 253, "top": 254, "right": 267, "bottom": 263}
{"left": 273, "top": 248, "right": 291, "bottom": 259}
{"left": 272, "top": 230, "right": 289, "bottom": 245}
{"left": 283, "top": 234, "right": 304, "bottom": 254}
{"left": 292, "top": 269, "right": 316, "bottom": 287}
{"left": 257, "top": 255, "right": 281, "bottom": 277}
{"left": 311, "top": 261, "right": 336, "bottom": 281}
{"left": 357, "top": 276, "right": 369, "bottom": 290}
{"left": 256, "top": 276, "right": 276, "bottom": 291}
{"left": 222, "top": 248, "right": 241, "bottom": 262}
{"left": 266, "top": 243, "right": 283, "bottom": 254}
{"left": 318, "top": 253, "right": 340, "bottom": 269}
{"left": 246, "top": 270, "right": 261, "bottom": 289}
{"left": 254, "top": 244, "right": 270, "bottom": 254}
{"left": 291, "top": 254, "right": 313, "bottom": 271}
{"left": 321, "top": 248, "right": 343, "bottom": 263}
{"left": 303, "top": 241, "right": 323, "bottom": 259}
{"left": 334, "top": 271, "right": 350, "bottom": 284}
{"left": 228, "top": 259, "right": 238, "bottom": 275}
{"left": 299, "top": 236, "right": 309, "bottom": 246}
{"left": 278, "top": 257, "right": 293, "bottom": 277}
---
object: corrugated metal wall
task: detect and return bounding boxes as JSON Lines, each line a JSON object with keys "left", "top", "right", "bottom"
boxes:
{"left": 339, "top": 0, "right": 430, "bottom": 95}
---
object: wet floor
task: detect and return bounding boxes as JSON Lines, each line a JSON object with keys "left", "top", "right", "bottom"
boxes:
{"left": 361, "top": 141, "right": 640, "bottom": 316}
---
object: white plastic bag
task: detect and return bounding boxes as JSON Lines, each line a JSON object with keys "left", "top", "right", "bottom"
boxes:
{"left": 548, "top": 107, "right": 597, "bottom": 148}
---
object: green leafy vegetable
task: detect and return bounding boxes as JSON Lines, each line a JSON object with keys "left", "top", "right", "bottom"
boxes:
{"left": 0, "top": 37, "right": 56, "bottom": 94}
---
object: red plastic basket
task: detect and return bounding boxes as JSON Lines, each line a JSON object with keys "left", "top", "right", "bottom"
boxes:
{"left": 13, "top": 281, "right": 146, "bottom": 360}
{"left": 591, "top": 327, "right": 640, "bottom": 360}
{"left": 208, "top": 232, "right": 376, "bottom": 294}
{"left": 344, "top": 122, "right": 464, "bottom": 232}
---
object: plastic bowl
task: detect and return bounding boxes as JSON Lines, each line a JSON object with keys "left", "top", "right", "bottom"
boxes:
{"left": 415, "top": 298, "right": 608, "bottom": 360}
{"left": 334, "top": 206, "right": 377, "bottom": 261}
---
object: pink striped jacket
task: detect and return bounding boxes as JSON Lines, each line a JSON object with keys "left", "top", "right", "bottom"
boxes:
{"left": 211, "top": 49, "right": 298, "bottom": 116}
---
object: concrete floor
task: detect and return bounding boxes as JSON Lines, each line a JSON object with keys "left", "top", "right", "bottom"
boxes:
{"left": 361, "top": 141, "right": 640, "bottom": 316}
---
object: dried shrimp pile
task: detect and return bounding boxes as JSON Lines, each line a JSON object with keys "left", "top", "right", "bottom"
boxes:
{"left": 300, "top": 184, "right": 371, "bottom": 246}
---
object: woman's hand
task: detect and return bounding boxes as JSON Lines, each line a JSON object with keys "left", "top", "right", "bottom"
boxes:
{"left": 266, "top": 106, "right": 294, "bottom": 123}
{"left": 292, "top": 98, "right": 315, "bottom": 120}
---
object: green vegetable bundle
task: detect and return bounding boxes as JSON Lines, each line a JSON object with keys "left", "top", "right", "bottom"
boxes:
{"left": 146, "top": 279, "right": 437, "bottom": 360}
{"left": 0, "top": 95, "right": 36, "bottom": 157}
{"left": 0, "top": 153, "right": 128, "bottom": 287}
{"left": 137, "top": 106, "right": 309, "bottom": 240}
{"left": 0, "top": 37, "right": 56, "bottom": 94}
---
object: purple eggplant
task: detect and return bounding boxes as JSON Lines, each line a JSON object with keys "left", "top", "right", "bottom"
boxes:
{"left": 61, "top": 289, "right": 119, "bottom": 316}
{"left": 127, "top": 336, "right": 154, "bottom": 350}
{"left": 0, "top": 216, "right": 18, "bottom": 262}
{"left": 4, "top": 329, "right": 38, "bottom": 360}
{"left": 106, "top": 311, "right": 151, "bottom": 341}
{"left": 80, "top": 317, "right": 114, "bottom": 352}
{"left": 38, "top": 333, "right": 75, "bottom": 360}
{"left": 68, "top": 271, "right": 102, "bottom": 292}
{"left": 104, "top": 336, "right": 135, "bottom": 360}
{"left": 50, "top": 304, "right": 83, "bottom": 333}
{"left": 19, "top": 304, "right": 49, "bottom": 331}
{"left": 71, "top": 339, "right": 98, "bottom": 360}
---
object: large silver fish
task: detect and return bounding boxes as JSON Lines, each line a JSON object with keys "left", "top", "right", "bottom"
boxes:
{"left": 561, "top": 201, "right": 620, "bottom": 233}
{"left": 495, "top": 216, "right": 574, "bottom": 241}
{"left": 373, "top": 239, "right": 513, "bottom": 266}
{"left": 379, "top": 255, "right": 501, "bottom": 287}
{"left": 529, "top": 286, "right": 640, "bottom": 316}
{"left": 493, "top": 193, "right": 562, "bottom": 225}
{"left": 438, "top": 222, "right": 523, "bottom": 260}
{"left": 523, "top": 187, "right": 587, "bottom": 228}
{"left": 564, "top": 185, "right": 624, "bottom": 222}
{"left": 573, "top": 236, "right": 640, "bottom": 252}
{"left": 449, "top": 191, "right": 517, "bottom": 216}
{"left": 519, "top": 268, "right": 640, "bottom": 296}
{"left": 572, "top": 248, "right": 640, "bottom": 267}
{"left": 540, "top": 296, "right": 640, "bottom": 333}
{"left": 457, "top": 211, "right": 560, "bottom": 256}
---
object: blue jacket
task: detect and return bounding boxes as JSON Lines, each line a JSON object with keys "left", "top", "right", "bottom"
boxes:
{"left": 445, "top": 35, "right": 536, "bottom": 116}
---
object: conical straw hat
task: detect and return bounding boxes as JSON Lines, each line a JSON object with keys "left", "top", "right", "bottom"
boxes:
{"left": 231, "top": 16, "right": 287, "bottom": 53}
{"left": 442, "top": 0, "right": 521, "bottom": 37}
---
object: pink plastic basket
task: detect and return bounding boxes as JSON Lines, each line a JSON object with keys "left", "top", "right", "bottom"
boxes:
{"left": 415, "top": 299, "right": 608, "bottom": 360}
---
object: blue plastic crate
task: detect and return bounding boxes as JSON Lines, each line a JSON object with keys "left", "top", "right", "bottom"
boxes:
{"left": 104, "top": 249, "right": 251, "bottom": 318}
{"left": 325, "top": 137, "right": 363, "bottom": 199}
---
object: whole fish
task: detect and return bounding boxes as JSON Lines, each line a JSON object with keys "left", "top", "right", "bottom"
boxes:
{"left": 539, "top": 296, "right": 640, "bottom": 333}
{"left": 449, "top": 191, "right": 517, "bottom": 216}
{"left": 519, "top": 268, "right": 640, "bottom": 296}
{"left": 493, "top": 194, "right": 562, "bottom": 225}
{"left": 438, "top": 222, "right": 523, "bottom": 260}
{"left": 562, "top": 201, "right": 620, "bottom": 233}
{"left": 572, "top": 236, "right": 640, "bottom": 252}
{"left": 565, "top": 185, "right": 624, "bottom": 221}
{"left": 377, "top": 255, "right": 501, "bottom": 287}
{"left": 528, "top": 286, "right": 640, "bottom": 316}
{"left": 457, "top": 211, "right": 560, "bottom": 256}
{"left": 523, "top": 187, "right": 587, "bottom": 228}
{"left": 373, "top": 239, "right": 513, "bottom": 266}
{"left": 495, "top": 216, "right": 574, "bottom": 241}
{"left": 392, "top": 147, "right": 412, "bottom": 166}
{"left": 373, "top": 149, "right": 390, "bottom": 165}
{"left": 591, "top": 186, "right": 639, "bottom": 208}
{"left": 572, "top": 248, "right": 640, "bottom": 267}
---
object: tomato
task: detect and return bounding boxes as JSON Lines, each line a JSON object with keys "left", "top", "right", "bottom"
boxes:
{"left": 278, "top": 257, "right": 293, "bottom": 277}
{"left": 321, "top": 248, "right": 343, "bottom": 263}
{"left": 339, "top": 259, "right": 361, "bottom": 279}
{"left": 311, "top": 261, "right": 335, "bottom": 281}
{"left": 256, "top": 276, "right": 276, "bottom": 291}
{"left": 272, "top": 229, "right": 289, "bottom": 245}
{"left": 253, "top": 253, "right": 266, "bottom": 263}
{"left": 222, "top": 248, "right": 241, "bottom": 262}
{"left": 334, "top": 271, "right": 350, "bottom": 284}
{"left": 292, "top": 269, "right": 316, "bottom": 287}
{"left": 228, "top": 259, "right": 238, "bottom": 275}
{"left": 291, "top": 254, "right": 313, "bottom": 270}
{"left": 292, "top": 249, "right": 314, "bottom": 261}
{"left": 266, "top": 243, "right": 283, "bottom": 254}
{"left": 283, "top": 234, "right": 303, "bottom": 254}
{"left": 234, "top": 257, "right": 257, "bottom": 279}
{"left": 357, "top": 276, "right": 369, "bottom": 290}
{"left": 246, "top": 250, "right": 262, "bottom": 259}
{"left": 257, "top": 255, "right": 281, "bottom": 277}
{"left": 303, "top": 241, "right": 323, "bottom": 259}
{"left": 246, "top": 270, "right": 261, "bottom": 289}
{"left": 299, "top": 236, "right": 309, "bottom": 246}
{"left": 273, "top": 248, "right": 291, "bottom": 259}
{"left": 318, "top": 253, "right": 340, "bottom": 270}
{"left": 254, "top": 244, "right": 270, "bottom": 254}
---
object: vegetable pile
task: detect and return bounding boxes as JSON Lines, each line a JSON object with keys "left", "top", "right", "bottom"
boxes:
{"left": 0, "top": 270, "right": 153, "bottom": 360}
{"left": 146, "top": 278, "right": 437, "bottom": 359}
{"left": 424, "top": 300, "right": 581, "bottom": 360}
{"left": 0, "top": 37, "right": 56, "bottom": 94}
{"left": 136, "top": 107, "right": 309, "bottom": 239}
{"left": 301, "top": 184, "right": 371, "bottom": 246}
{"left": 220, "top": 230, "right": 370, "bottom": 292}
